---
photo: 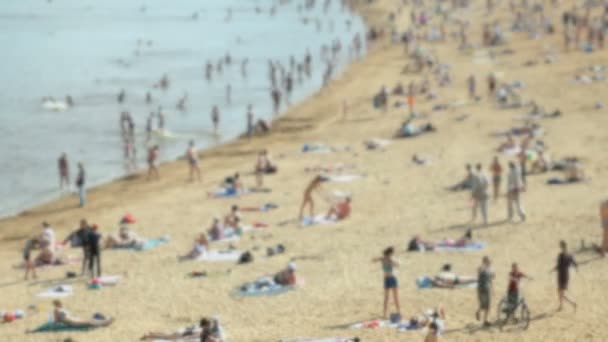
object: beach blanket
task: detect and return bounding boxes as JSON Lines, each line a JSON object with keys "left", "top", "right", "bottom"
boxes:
{"left": 301, "top": 143, "right": 333, "bottom": 154}
{"left": 349, "top": 320, "right": 418, "bottom": 331}
{"left": 208, "top": 188, "right": 250, "bottom": 198}
{"left": 241, "top": 203, "right": 278, "bottom": 212}
{"left": 434, "top": 242, "right": 486, "bottom": 251}
{"left": 29, "top": 322, "right": 95, "bottom": 333}
{"left": 233, "top": 279, "right": 295, "bottom": 297}
{"left": 96, "top": 275, "right": 121, "bottom": 285}
{"left": 416, "top": 276, "right": 477, "bottom": 289}
{"left": 327, "top": 174, "right": 362, "bottom": 183}
{"left": 301, "top": 215, "right": 337, "bottom": 227}
{"left": 37, "top": 285, "right": 74, "bottom": 299}
{"left": 197, "top": 250, "right": 242, "bottom": 262}
{"left": 113, "top": 236, "right": 169, "bottom": 251}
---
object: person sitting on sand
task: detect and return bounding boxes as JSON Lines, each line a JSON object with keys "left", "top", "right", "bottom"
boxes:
{"left": 431, "top": 264, "right": 477, "bottom": 288}
{"left": 407, "top": 230, "right": 473, "bottom": 252}
{"left": 179, "top": 233, "right": 210, "bottom": 261}
{"left": 273, "top": 262, "right": 297, "bottom": 286}
{"left": 447, "top": 164, "right": 474, "bottom": 191}
{"left": 104, "top": 226, "right": 144, "bottom": 249}
{"left": 208, "top": 217, "right": 224, "bottom": 241}
{"left": 255, "top": 150, "right": 276, "bottom": 187}
{"left": 530, "top": 150, "right": 551, "bottom": 173}
{"left": 326, "top": 196, "right": 352, "bottom": 220}
{"left": 223, "top": 205, "right": 241, "bottom": 229}
{"left": 298, "top": 175, "right": 327, "bottom": 220}
{"left": 35, "top": 222, "right": 57, "bottom": 265}
{"left": 140, "top": 317, "right": 223, "bottom": 341}
{"left": 52, "top": 300, "right": 113, "bottom": 328}
{"left": 223, "top": 173, "right": 245, "bottom": 195}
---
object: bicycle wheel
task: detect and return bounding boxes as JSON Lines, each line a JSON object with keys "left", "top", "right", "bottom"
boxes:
{"left": 518, "top": 303, "right": 531, "bottom": 330}
{"left": 496, "top": 298, "right": 511, "bottom": 329}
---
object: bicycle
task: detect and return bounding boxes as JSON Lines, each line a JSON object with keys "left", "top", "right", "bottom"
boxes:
{"left": 496, "top": 293, "right": 531, "bottom": 330}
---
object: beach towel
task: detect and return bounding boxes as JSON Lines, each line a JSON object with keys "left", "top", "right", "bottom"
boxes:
{"left": 114, "top": 236, "right": 169, "bottom": 251}
{"left": 301, "top": 215, "right": 336, "bottom": 227}
{"left": 37, "top": 285, "right": 74, "bottom": 299}
{"left": 96, "top": 275, "right": 121, "bottom": 285}
{"left": 241, "top": 203, "right": 279, "bottom": 212}
{"left": 327, "top": 175, "right": 362, "bottom": 183}
{"left": 29, "top": 322, "right": 95, "bottom": 333}
{"left": 301, "top": 143, "right": 333, "bottom": 154}
{"left": 208, "top": 187, "right": 250, "bottom": 198}
{"left": 416, "top": 276, "right": 477, "bottom": 289}
{"left": 434, "top": 242, "right": 487, "bottom": 251}
{"left": 197, "top": 250, "right": 242, "bottom": 262}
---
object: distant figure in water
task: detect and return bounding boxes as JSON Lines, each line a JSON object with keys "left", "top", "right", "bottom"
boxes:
{"left": 157, "top": 107, "right": 165, "bottom": 131}
{"left": 145, "top": 92, "right": 152, "bottom": 104}
{"left": 145, "top": 112, "right": 154, "bottom": 143}
{"left": 246, "top": 104, "right": 254, "bottom": 138}
{"left": 177, "top": 92, "right": 188, "bottom": 111}
{"left": 159, "top": 74, "right": 169, "bottom": 90}
{"left": 211, "top": 106, "right": 220, "bottom": 134}
{"left": 241, "top": 58, "right": 249, "bottom": 78}
{"left": 58, "top": 153, "right": 70, "bottom": 190}
{"left": 117, "top": 89, "right": 126, "bottom": 103}
{"left": 271, "top": 88, "right": 281, "bottom": 115}
{"left": 65, "top": 95, "right": 74, "bottom": 107}
{"left": 76, "top": 162, "right": 86, "bottom": 208}
{"left": 205, "top": 61, "right": 213, "bottom": 81}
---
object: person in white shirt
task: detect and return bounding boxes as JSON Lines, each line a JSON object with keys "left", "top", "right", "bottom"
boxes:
{"left": 507, "top": 161, "right": 526, "bottom": 222}
{"left": 36, "top": 222, "right": 56, "bottom": 264}
{"left": 471, "top": 164, "right": 489, "bottom": 225}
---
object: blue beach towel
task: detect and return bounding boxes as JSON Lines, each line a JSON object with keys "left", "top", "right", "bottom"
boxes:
{"left": 434, "top": 242, "right": 486, "bottom": 251}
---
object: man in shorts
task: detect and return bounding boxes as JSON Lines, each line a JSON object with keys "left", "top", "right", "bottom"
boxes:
{"left": 476, "top": 256, "right": 494, "bottom": 327}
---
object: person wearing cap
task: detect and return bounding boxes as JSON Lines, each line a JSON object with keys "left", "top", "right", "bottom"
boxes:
{"left": 273, "top": 263, "right": 297, "bottom": 286}
{"left": 326, "top": 196, "right": 352, "bottom": 220}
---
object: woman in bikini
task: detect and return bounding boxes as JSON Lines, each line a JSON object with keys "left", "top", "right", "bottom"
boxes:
{"left": 372, "top": 247, "right": 401, "bottom": 318}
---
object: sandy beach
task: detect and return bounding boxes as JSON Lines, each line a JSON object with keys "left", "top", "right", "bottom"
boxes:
{"left": 1, "top": 0, "right": 608, "bottom": 341}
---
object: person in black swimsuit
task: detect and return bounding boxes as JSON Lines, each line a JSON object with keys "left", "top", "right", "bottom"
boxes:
{"left": 552, "top": 240, "right": 577, "bottom": 311}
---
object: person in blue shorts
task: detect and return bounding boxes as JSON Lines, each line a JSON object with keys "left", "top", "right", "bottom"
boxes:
{"left": 373, "top": 246, "right": 401, "bottom": 318}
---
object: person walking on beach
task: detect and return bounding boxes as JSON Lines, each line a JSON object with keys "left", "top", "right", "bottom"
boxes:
{"left": 372, "top": 247, "right": 401, "bottom": 319}
{"left": 298, "top": 175, "right": 326, "bottom": 221}
{"left": 490, "top": 156, "right": 502, "bottom": 200}
{"left": 76, "top": 163, "right": 86, "bottom": 208}
{"left": 147, "top": 145, "right": 160, "bottom": 180}
{"left": 552, "top": 240, "right": 577, "bottom": 311}
{"left": 58, "top": 153, "right": 70, "bottom": 190}
{"left": 471, "top": 164, "right": 489, "bottom": 225}
{"left": 185, "top": 140, "right": 201, "bottom": 182}
{"left": 507, "top": 161, "right": 526, "bottom": 222}
{"left": 475, "top": 256, "right": 494, "bottom": 327}
{"left": 211, "top": 106, "right": 220, "bottom": 134}
{"left": 71, "top": 219, "right": 92, "bottom": 276}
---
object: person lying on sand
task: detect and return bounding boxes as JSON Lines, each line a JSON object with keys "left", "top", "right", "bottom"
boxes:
{"left": 496, "top": 134, "right": 517, "bottom": 152}
{"left": 326, "top": 196, "right": 352, "bottom": 220}
{"left": 431, "top": 264, "right": 477, "bottom": 288}
{"left": 103, "top": 226, "right": 144, "bottom": 249}
{"left": 547, "top": 159, "right": 587, "bottom": 184}
{"left": 241, "top": 263, "right": 298, "bottom": 292}
{"left": 298, "top": 175, "right": 328, "bottom": 220}
{"left": 52, "top": 300, "right": 113, "bottom": 328}
{"left": 179, "top": 233, "right": 210, "bottom": 261}
{"left": 406, "top": 306, "right": 446, "bottom": 334}
{"left": 447, "top": 164, "right": 474, "bottom": 191}
{"left": 407, "top": 230, "right": 473, "bottom": 252}
{"left": 140, "top": 317, "right": 223, "bottom": 341}
{"left": 397, "top": 120, "right": 436, "bottom": 138}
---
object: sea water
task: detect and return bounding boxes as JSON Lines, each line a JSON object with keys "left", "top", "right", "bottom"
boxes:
{"left": 0, "top": 0, "right": 366, "bottom": 217}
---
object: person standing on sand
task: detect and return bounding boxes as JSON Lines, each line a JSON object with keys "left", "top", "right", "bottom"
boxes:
{"left": 76, "top": 163, "right": 86, "bottom": 208}
{"left": 86, "top": 224, "right": 102, "bottom": 277}
{"left": 490, "top": 156, "right": 502, "bottom": 200}
{"left": 507, "top": 161, "right": 526, "bottom": 222}
{"left": 372, "top": 247, "right": 401, "bottom": 319}
{"left": 475, "top": 256, "right": 494, "bottom": 327}
{"left": 211, "top": 106, "right": 220, "bottom": 134}
{"left": 298, "top": 175, "right": 326, "bottom": 221}
{"left": 147, "top": 145, "right": 160, "bottom": 180}
{"left": 246, "top": 105, "right": 254, "bottom": 138}
{"left": 58, "top": 153, "right": 70, "bottom": 190}
{"left": 552, "top": 240, "right": 577, "bottom": 311}
{"left": 271, "top": 88, "right": 281, "bottom": 115}
{"left": 467, "top": 74, "right": 476, "bottom": 100}
{"left": 600, "top": 199, "right": 608, "bottom": 257}
{"left": 471, "top": 164, "right": 489, "bottom": 225}
{"left": 185, "top": 140, "right": 201, "bottom": 182}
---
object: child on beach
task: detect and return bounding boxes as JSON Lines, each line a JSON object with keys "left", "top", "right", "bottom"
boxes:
{"left": 507, "top": 263, "right": 533, "bottom": 308}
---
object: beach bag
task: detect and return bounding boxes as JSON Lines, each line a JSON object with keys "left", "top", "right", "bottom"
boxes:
{"left": 238, "top": 251, "right": 253, "bottom": 264}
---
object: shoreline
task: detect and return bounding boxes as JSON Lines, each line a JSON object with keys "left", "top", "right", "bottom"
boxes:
{"left": 0, "top": 1, "right": 370, "bottom": 223}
